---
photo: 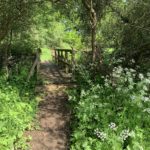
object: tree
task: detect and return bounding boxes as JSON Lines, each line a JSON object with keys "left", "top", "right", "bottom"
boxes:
{"left": 81, "top": 0, "right": 111, "bottom": 62}
{"left": 0, "top": 0, "right": 35, "bottom": 43}
{"left": 52, "top": 0, "right": 111, "bottom": 62}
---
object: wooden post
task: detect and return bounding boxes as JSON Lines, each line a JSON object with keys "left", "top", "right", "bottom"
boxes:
{"left": 27, "top": 48, "right": 41, "bottom": 82}
{"left": 54, "top": 48, "right": 57, "bottom": 63}
{"left": 56, "top": 50, "right": 58, "bottom": 65}
{"left": 65, "top": 51, "right": 68, "bottom": 73}
{"left": 57, "top": 50, "right": 60, "bottom": 65}
{"left": 60, "top": 50, "right": 63, "bottom": 68}
{"left": 35, "top": 48, "right": 41, "bottom": 80}
{"left": 71, "top": 48, "right": 75, "bottom": 74}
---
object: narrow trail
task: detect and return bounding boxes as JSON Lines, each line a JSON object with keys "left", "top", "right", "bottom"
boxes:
{"left": 26, "top": 62, "right": 72, "bottom": 150}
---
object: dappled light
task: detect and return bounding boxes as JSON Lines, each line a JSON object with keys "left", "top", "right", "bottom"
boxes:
{"left": 26, "top": 82, "right": 70, "bottom": 150}
{"left": 0, "top": 0, "right": 150, "bottom": 150}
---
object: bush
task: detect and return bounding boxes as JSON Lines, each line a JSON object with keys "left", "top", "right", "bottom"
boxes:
{"left": 69, "top": 65, "right": 150, "bottom": 150}
{"left": 0, "top": 76, "right": 37, "bottom": 150}
{"left": 11, "top": 41, "right": 36, "bottom": 56}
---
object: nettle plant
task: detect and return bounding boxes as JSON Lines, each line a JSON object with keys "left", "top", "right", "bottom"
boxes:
{"left": 70, "top": 61, "right": 150, "bottom": 150}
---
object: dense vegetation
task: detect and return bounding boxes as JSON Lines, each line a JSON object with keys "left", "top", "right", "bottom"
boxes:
{"left": 69, "top": 62, "right": 150, "bottom": 149}
{"left": 0, "top": 64, "right": 37, "bottom": 149}
{"left": 0, "top": 0, "right": 150, "bottom": 150}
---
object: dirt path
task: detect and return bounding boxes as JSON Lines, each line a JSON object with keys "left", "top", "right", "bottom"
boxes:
{"left": 26, "top": 62, "right": 72, "bottom": 150}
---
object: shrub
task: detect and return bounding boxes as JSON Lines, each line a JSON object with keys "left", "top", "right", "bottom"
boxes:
{"left": 69, "top": 65, "right": 150, "bottom": 150}
{"left": 0, "top": 76, "right": 37, "bottom": 150}
{"left": 11, "top": 41, "right": 36, "bottom": 56}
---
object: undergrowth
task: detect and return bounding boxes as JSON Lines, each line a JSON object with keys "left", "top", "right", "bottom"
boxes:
{"left": 69, "top": 60, "right": 150, "bottom": 150}
{"left": 0, "top": 67, "right": 38, "bottom": 150}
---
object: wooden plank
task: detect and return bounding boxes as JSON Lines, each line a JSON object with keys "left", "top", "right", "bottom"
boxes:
{"left": 55, "top": 49, "right": 72, "bottom": 52}
{"left": 27, "top": 48, "right": 41, "bottom": 82}
{"left": 55, "top": 49, "right": 77, "bottom": 53}
{"left": 57, "top": 50, "right": 60, "bottom": 65}
{"left": 27, "top": 56, "right": 38, "bottom": 82}
{"left": 71, "top": 48, "right": 75, "bottom": 76}
{"left": 57, "top": 58, "right": 71, "bottom": 66}
{"left": 54, "top": 49, "right": 57, "bottom": 63}
{"left": 65, "top": 51, "right": 69, "bottom": 73}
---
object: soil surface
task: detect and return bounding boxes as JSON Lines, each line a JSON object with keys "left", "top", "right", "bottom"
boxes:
{"left": 26, "top": 62, "right": 72, "bottom": 150}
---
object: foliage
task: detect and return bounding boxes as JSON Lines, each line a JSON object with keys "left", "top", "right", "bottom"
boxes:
{"left": 68, "top": 63, "right": 150, "bottom": 150}
{"left": 97, "top": 0, "right": 150, "bottom": 69}
{"left": 30, "top": 2, "right": 83, "bottom": 49}
{"left": 0, "top": 67, "right": 37, "bottom": 150}
{"left": 0, "top": 1, "right": 150, "bottom": 149}
{"left": 11, "top": 41, "right": 36, "bottom": 55}
{"left": 40, "top": 47, "right": 52, "bottom": 62}
{"left": 0, "top": 0, "right": 35, "bottom": 42}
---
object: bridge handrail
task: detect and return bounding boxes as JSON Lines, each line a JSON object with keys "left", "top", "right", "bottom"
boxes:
{"left": 53, "top": 48, "right": 76, "bottom": 73}
{"left": 27, "top": 48, "right": 41, "bottom": 82}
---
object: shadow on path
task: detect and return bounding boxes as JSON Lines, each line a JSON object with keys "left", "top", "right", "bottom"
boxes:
{"left": 25, "top": 62, "right": 73, "bottom": 150}
{"left": 40, "top": 61, "right": 72, "bottom": 84}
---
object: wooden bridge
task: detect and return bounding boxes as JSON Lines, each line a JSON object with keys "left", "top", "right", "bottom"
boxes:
{"left": 0, "top": 47, "right": 78, "bottom": 82}
{"left": 27, "top": 48, "right": 77, "bottom": 82}
{"left": 52, "top": 48, "right": 76, "bottom": 73}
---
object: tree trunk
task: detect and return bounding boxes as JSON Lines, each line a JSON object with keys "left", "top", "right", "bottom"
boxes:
{"left": 82, "top": 0, "right": 97, "bottom": 63}
{"left": 91, "top": 26, "right": 96, "bottom": 63}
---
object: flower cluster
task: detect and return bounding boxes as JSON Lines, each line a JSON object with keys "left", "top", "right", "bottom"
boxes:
{"left": 142, "top": 96, "right": 150, "bottom": 102}
{"left": 139, "top": 73, "right": 144, "bottom": 80}
{"left": 94, "top": 129, "right": 107, "bottom": 141}
{"left": 112, "top": 66, "right": 123, "bottom": 78}
{"left": 143, "top": 108, "right": 150, "bottom": 114}
{"left": 120, "top": 129, "right": 130, "bottom": 141}
{"left": 131, "top": 95, "right": 136, "bottom": 101}
{"left": 109, "top": 122, "right": 117, "bottom": 130}
{"left": 131, "top": 59, "right": 135, "bottom": 64}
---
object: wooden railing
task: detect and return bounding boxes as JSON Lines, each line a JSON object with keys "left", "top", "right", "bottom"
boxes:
{"left": 27, "top": 48, "right": 41, "bottom": 81}
{"left": 53, "top": 48, "right": 76, "bottom": 73}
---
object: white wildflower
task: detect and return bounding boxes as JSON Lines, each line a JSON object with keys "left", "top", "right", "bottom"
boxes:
{"left": 109, "top": 122, "right": 117, "bottom": 130}
{"left": 126, "top": 71, "right": 131, "bottom": 76}
{"left": 120, "top": 129, "right": 130, "bottom": 141}
{"left": 128, "top": 77, "right": 133, "bottom": 83}
{"left": 93, "top": 95, "right": 99, "bottom": 99}
{"left": 129, "top": 68, "right": 136, "bottom": 72}
{"left": 140, "top": 90, "right": 145, "bottom": 95}
{"left": 117, "top": 87, "right": 121, "bottom": 92}
{"left": 104, "top": 82, "right": 109, "bottom": 87}
{"left": 94, "top": 129, "right": 107, "bottom": 141}
{"left": 147, "top": 72, "right": 150, "bottom": 77}
{"left": 139, "top": 73, "right": 144, "bottom": 80}
{"left": 143, "top": 86, "right": 148, "bottom": 91}
{"left": 131, "top": 59, "right": 135, "bottom": 63}
{"left": 142, "top": 97, "right": 150, "bottom": 102}
{"left": 145, "top": 79, "right": 150, "bottom": 84}
{"left": 143, "top": 108, "right": 150, "bottom": 114}
{"left": 128, "top": 85, "right": 133, "bottom": 90}
{"left": 131, "top": 95, "right": 136, "bottom": 100}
